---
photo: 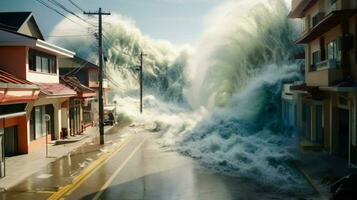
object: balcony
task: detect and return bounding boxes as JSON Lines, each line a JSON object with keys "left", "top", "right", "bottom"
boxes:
{"left": 289, "top": 0, "right": 318, "bottom": 18}
{"left": 296, "top": 9, "right": 357, "bottom": 44}
{"left": 88, "top": 79, "right": 109, "bottom": 89}
{"left": 306, "top": 60, "right": 343, "bottom": 87}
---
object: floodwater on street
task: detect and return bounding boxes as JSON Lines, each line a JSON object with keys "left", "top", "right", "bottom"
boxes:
{"left": 64, "top": 131, "right": 318, "bottom": 200}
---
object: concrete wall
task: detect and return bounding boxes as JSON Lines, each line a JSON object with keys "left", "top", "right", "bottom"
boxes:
{"left": 0, "top": 115, "right": 29, "bottom": 154}
{"left": 26, "top": 47, "right": 60, "bottom": 84}
{"left": 306, "top": 68, "right": 343, "bottom": 86}
{"left": 0, "top": 47, "right": 27, "bottom": 79}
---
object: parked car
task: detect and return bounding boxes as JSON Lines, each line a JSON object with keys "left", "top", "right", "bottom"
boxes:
{"left": 104, "top": 111, "right": 115, "bottom": 126}
{"left": 330, "top": 174, "right": 357, "bottom": 200}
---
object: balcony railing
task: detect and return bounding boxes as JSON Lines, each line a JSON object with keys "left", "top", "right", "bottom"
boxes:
{"left": 307, "top": 59, "right": 342, "bottom": 87}
{"left": 316, "top": 59, "right": 339, "bottom": 70}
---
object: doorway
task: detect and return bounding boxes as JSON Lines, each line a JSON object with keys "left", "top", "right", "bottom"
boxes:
{"left": 338, "top": 108, "right": 349, "bottom": 160}
{"left": 45, "top": 105, "right": 55, "bottom": 140}
{"left": 4, "top": 126, "right": 18, "bottom": 157}
{"left": 316, "top": 104, "right": 324, "bottom": 144}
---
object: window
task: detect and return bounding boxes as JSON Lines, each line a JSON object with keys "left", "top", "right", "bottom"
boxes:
{"left": 327, "top": 38, "right": 342, "bottom": 67}
{"left": 30, "top": 106, "right": 48, "bottom": 141}
{"left": 89, "top": 70, "right": 98, "bottom": 82}
{"left": 312, "top": 51, "right": 320, "bottom": 70}
{"left": 312, "top": 15, "right": 319, "bottom": 27}
{"left": 28, "top": 49, "right": 57, "bottom": 74}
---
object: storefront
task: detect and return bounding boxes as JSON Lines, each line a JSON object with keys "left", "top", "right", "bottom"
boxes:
{"left": 83, "top": 99, "right": 93, "bottom": 128}
{"left": 0, "top": 104, "right": 32, "bottom": 178}
{"left": 60, "top": 76, "right": 96, "bottom": 134}
{"left": 29, "top": 104, "right": 55, "bottom": 141}
{"left": 0, "top": 69, "right": 40, "bottom": 178}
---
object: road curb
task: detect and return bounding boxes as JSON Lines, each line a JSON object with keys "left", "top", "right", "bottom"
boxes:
{"left": 47, "top": 133, "right": 133, "bottom": 200}
{"left": 291, "top": 161, "right": 329, "bottom": 200}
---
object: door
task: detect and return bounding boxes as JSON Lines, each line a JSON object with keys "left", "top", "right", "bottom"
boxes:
{"left": 4, "top": 126, "right": 18, "bottom": 156}
{"left": 0, "top": 128, "right": 5, "bottom": 178}
{"left": 45, "top": 105, "right": 54, "bottom": 140}
{"left": 316, "top": 105, "right": 324, "bottom": 144}
{"left": 338, "top": 108, "right": 349, "bottom": 160}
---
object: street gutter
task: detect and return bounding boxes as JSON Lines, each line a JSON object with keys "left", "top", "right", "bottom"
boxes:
{"left": 47, "top": 133, "right": 134, "bottom": 200}
{"left": 291, "top": 160, "right": 330, "bottom": 200}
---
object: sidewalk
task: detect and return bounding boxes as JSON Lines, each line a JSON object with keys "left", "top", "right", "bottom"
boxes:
{"left": 0, "top": 125, "right": 114, "bottom": 190}
{"left": 293, "top": 150, "right": 357, "bottom": 200}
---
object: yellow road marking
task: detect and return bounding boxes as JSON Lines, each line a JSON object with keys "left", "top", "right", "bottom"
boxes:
{"left": 92, "top": 137, "right": 148, "bottom": 200}
{"left": 47, "top": 135, "right": 134, "bottom": 200}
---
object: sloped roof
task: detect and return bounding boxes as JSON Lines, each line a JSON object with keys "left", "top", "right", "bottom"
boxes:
{"left": 0, "top": 12, "right": 31, "bottom": 31}
{"left": 0, "top": 68, "right": 38, "bottom": 89}
{"left": 0, "top": 12, "right": 44, "bottom": 40}
{"left": 36, "top": 83, "right": 76, "bottom": 97}
{"left": 0, "top": 68, "right": 39, "bottom": 103}
{"left": 0, "top": 68, "right": 31, "bottom": 84}
{"left": 60, "top": 76, "right": 96, "bottom": 98}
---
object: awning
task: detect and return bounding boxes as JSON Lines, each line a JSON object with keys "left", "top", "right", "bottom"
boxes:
{"left": 296, "top": 9, "right": 357, "bottom": 44}
{"left": 290, "top": 84, "right": 318, "bottom": 94}
{"left": 290, "top": 83, "right": 324, "bottom": 100}
{"left": 0, "top": 69, "right": 39, "bottom": 103}
{"left": 37, "top": 83, "right": 76, "bottom": 97}
{"left": 320, "top": 80, "right": 357, "bottom": 92}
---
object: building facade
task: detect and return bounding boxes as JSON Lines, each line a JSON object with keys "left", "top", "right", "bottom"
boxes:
{"left": 0, "top": 69, "right": 40, "bottom": 177}
{"left": 59, "top": 56, "right": 111, "bottom": 126}
{"left": 289, "top": 0, "right": 357, "bottom": 166}
{"left": 0, "top": 12, "right": 76, "bottom": 152}
{"left": 60, "top": 76, "right": 96, "bottom": 135}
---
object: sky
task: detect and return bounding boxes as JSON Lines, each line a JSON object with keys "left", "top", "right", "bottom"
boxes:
{"left": 0, "top": 0, "right": 223, "bottom": 45}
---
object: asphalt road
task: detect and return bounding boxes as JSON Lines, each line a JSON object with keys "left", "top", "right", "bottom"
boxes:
{"left": 60, "top": 131, "right": 318, "bottom": 200}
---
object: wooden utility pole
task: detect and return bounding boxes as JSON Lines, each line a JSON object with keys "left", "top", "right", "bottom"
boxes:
{"left": 84, "top": 8, "right": 110, "bottom": 145}
{"left": 139, "top": 52, "right": 146, "bottom": 114}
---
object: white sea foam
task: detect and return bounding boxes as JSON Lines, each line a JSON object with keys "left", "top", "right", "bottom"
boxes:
{"left": 51, "top": 0, "right": 308, "bottom": 191}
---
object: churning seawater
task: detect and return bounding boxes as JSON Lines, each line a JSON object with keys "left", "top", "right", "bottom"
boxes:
{"left": 50, "top": 0, "right": 314, "bottom": 193}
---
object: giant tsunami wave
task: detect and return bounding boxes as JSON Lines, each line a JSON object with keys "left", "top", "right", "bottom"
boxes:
{"left": 50, "top": 0, "right": 309, "bottom": 191}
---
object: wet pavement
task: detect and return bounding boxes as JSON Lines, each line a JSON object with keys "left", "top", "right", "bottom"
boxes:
{"left": 0, "top": 126, "right": 319, "bottom": 200}
{"left": 0, "top": 125, "right": 130, "bottom": 200}
{"left": 64, "top": 132, "right": 318, "bottom": 200}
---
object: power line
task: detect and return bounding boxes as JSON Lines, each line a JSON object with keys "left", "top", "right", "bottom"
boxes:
{"left": 68, "top": 0, "right": 85, "bottom": 13}
{"left": 48, "top": 0, "right": 96, "bottom": 27}
{"left": 34, "top": 0, "right": 84, "bottom": 27}
{"left": 46, "top": 34, "right": 93, "bottom": 37}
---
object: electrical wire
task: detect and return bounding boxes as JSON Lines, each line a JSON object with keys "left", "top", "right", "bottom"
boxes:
{"left": 34, "top": 0, "right": 85, "bottom": 27}
{"left": 47, "top": 0, "right": 97, "bottom": 27}
{"left": 68, "top": 0, "right": 85, "bottom": 13}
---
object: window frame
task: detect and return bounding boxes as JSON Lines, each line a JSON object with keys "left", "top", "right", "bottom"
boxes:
{"left": 311, "top": 50, "right": 321, "bottom": 71}
{"left": 28, "top": 49, "right": 57, "bottom": 74}
{"left": 327, "top": 37, "right": 342, "bottom": 67}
